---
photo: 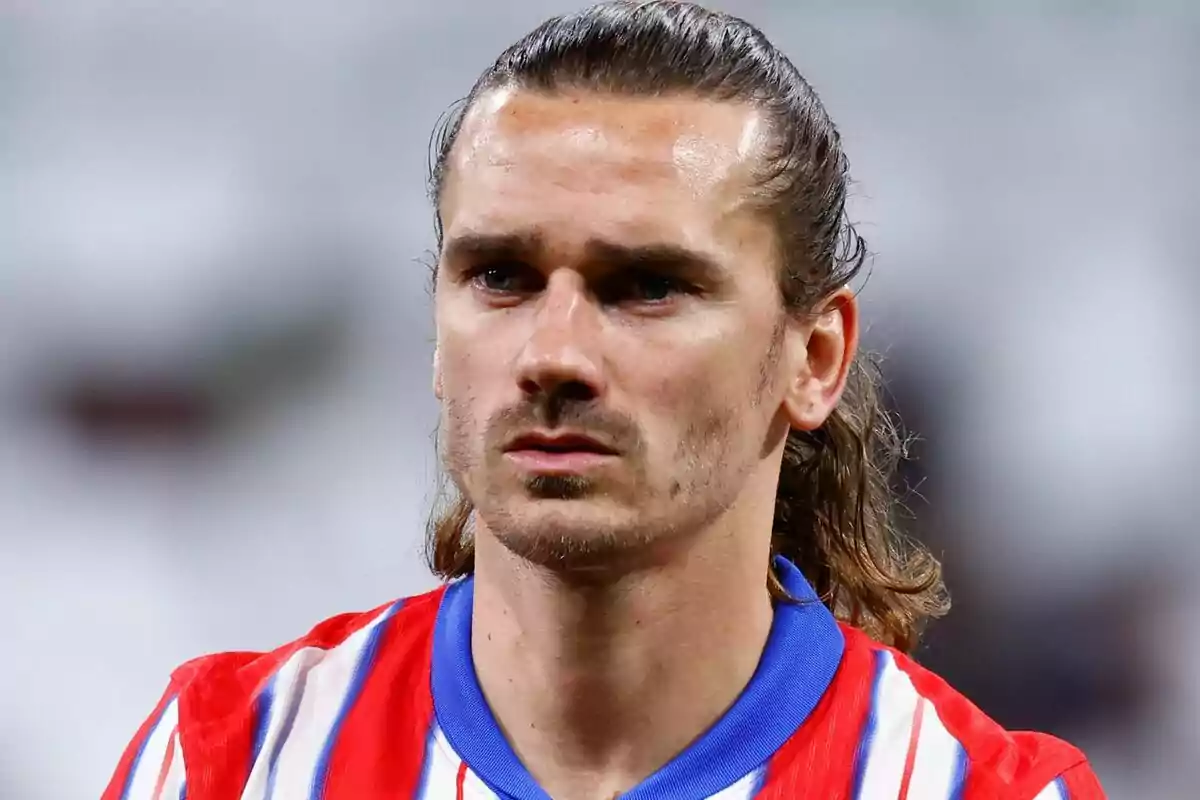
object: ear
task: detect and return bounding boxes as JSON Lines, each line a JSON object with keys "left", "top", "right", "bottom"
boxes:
{"left": 781, "top": 286, "right": 859, "bottom": 431}
{"left": 433, "top": 344, "right": 444, "bottom": 400}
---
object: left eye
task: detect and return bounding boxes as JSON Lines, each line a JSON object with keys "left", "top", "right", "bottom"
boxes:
{"left": 600, "top": 271, "right": 690, "bottom": 305}
{"left": 631, "top": 273, "right": 683, "bottom": 301}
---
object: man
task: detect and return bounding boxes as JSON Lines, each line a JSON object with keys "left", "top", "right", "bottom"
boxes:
{"left": 103, "top": 2, "right": 1106, "bottom": 798}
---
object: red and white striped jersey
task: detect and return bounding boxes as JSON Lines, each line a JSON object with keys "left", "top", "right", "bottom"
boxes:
{"left": 103, "top": 559, "right": 1105, "bottom": 800}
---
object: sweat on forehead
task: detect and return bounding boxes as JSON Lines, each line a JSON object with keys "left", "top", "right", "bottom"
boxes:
{"left": 446, "top": 88, "right": 770, "bottom": 197}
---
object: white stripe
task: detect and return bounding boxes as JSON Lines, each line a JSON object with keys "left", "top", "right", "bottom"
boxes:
{"left": 124, "top": 699, "right": 179, "bottom": 800}
{"left": 855, "top": 652, "right": 921, "bottom": 799}
{"left": 418, "top": 725, "right": 505, "bottom": 799}
{"left": 155, "top": 729, "right": 187, "bottom": 800}
{"left": 905, "top": 699, "right": 965, "bottom": 799}
{"left": 706, "top": 769, "right": 765, "bottom": 799}
{"left": 417, "top": 726, "right": 463, "bottom": 799}
{"left": 247, "top": 607, "right": 394, "bottom": 800}
{"left": 240, "top": 649, "right": 311, "bottom": 800}
{"left": 459, "top": 759, "right": 502, "bottom": 800}
{"left": 1032, "top": 779, "right": 1067, "bottom": 800}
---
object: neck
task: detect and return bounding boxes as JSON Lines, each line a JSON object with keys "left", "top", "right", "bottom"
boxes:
{"left": 471, "top": 519, "right": 774, "bottom": 800}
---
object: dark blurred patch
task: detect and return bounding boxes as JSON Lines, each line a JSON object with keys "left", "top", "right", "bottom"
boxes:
{"left": 38, "top": 277, "right": 358, "bottom": 450}
{"left": 52, "top": 377, "right": 219, "bottom": 445}
{"left": 916, "top": 574, "right": 1156, "bottom": 737}
{"left": 879, "top": 348, "right": 1155, "bottom": 741}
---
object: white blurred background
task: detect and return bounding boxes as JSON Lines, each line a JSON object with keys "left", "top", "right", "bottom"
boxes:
{"left": 1, "top": 2, "right": 1196, "bottom": 797}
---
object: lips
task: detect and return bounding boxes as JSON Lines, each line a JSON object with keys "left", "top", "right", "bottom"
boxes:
{"left": 505, "top": 432, "right": 617, "bottom": 455}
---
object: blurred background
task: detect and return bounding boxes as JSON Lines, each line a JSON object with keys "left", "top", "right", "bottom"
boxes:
{"left": 1, "top": 1, "right": 1197, "bottom": 797}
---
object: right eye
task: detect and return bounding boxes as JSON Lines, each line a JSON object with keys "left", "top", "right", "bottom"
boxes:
{"left": 468, "top": 262, "right": 541, "bottom": 295}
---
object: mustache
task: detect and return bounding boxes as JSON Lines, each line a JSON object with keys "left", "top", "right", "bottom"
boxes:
{"left": 486, "top": 399, "right": 641, "bottom": 453}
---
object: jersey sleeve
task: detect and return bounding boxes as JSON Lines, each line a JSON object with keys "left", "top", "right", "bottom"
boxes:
{"left": 1028, "top": 760, "right": 1107, "bottom": 800}
{"left": 101, "top": 684, "right": 187, "bottom": 800}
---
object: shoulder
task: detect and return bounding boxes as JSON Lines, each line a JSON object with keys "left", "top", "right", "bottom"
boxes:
{"left": 843, "top": 626, "right": 1105, "bottom": 799}
{"left": 103, "top": 586, "right": 446, "bottom": 800}
{"left": 170, "top": 585, "right": 444, "bottom": 710}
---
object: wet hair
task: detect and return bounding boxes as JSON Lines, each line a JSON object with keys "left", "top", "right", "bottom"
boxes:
{"left": 425, "top": 0, "right": 947, "bottom": 652}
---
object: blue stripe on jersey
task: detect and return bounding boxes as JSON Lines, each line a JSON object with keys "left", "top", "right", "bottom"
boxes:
{"left": 250, "top": 678, "right": 275, "bottom": 770}
{"left": 178, "top": 780, "right": 187, "bottom": 800}
{"left": 948, "top": 745, "right": 968, "bottom": 800}
{"left": 119, "top": 696, "right": 174, "bottom": 800}
{"left": 1055, "top": 776, "right": 1069, "bottom": 799}
{"left": 432, "top": 557, "right": 845, "bottom": 800}
{"left": 307, "top": 601, "right": 402, "bottom": 800}
{"left": 849, "top": 650, "right": 887, "bottom": 800}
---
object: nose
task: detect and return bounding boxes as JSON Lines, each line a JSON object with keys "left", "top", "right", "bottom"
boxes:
{"left": 514, "top": 270, "right": 605, "bottom": 402}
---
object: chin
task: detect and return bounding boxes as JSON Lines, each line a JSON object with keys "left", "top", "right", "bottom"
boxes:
{"left": 486, "top": 500, "right": 659, "bottom": 574}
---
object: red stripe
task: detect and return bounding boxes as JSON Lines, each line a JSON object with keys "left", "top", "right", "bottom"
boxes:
{"left": 173, "top": 653, "right": 271, "bottom": 800}
{"left": 319, "top": 589, "right": 444, "bottom": 800}
{"left": 888, "top": 644, "right": 1094, "bottom": 800}
{"left": 751, "top": 626, "right": 1102, "bottom": 799}
{"left": 456, "top": 760, "right": 469, "bottom": 800}
{"left": 753, "top": 626, "right": 877, "bottom": 799}
{"left": 896, "top": 699, "right": 925, "bottom": 800}
{"left": 101, "top": 687, "right": 176, "bottom": 800}
{"left": 1058, "top": 761, "right": 1107, "bottom": 799}
{"left": 179, "top": 599, "right": 407, "bottom": 800}
{"left": 150, "top": 728, "right": 178, "bottom": 800}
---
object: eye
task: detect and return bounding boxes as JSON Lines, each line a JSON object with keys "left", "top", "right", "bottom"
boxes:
{"left": 599, "top": 270, "right": 693, "bottom": 306}
{"left": 468, "top": 261, "right": 541, "bottom": 295}
{"left": 632, "top": 273, "right": 686, "bottom": 302}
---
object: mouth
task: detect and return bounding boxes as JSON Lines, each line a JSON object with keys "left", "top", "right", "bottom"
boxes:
{"left": 503, "top": 432, "right": 618, "bottom": 474}
{"left": 506, "top": 432, "right": 617, "bottom": 455}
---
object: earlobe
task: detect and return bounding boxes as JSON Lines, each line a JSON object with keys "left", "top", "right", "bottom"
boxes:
{"left": 783, "top": 287, "right": 858, "bottom": 431}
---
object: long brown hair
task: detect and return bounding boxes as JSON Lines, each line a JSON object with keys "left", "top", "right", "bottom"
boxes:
{"left": 424, "top": 1, "right": 948, "bottom": 653}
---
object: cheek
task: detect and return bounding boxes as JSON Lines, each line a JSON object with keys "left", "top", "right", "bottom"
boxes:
{"left": 436, "top": 336, "right": 496, "bottom": 447}
{"left": 438, "top": 358, "right": 494, "bottom": 482}
{"left": 630, "top": 331, "right": 773, "bottom": 457}
{"left": 632, "top": 346, "right": 735, "bottom": 436}
{"left": 634, "top": 327, "right": 758, "bottom": 408}
{"left": 437, "top": 319, "right": 509, "bottom": 399}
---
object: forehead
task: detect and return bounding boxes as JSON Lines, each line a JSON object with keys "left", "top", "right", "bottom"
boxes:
{"left": 439, "top": 88, "right": 771, "bottom": 256}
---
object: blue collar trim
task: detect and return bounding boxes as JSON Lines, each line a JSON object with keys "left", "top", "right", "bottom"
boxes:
{"left": 431, "top": 557, "right": 845, "bottom": 799}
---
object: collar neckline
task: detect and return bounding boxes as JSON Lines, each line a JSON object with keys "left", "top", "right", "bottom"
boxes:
{"left": 431, "top": 557, "right": 845, "bottom": 799}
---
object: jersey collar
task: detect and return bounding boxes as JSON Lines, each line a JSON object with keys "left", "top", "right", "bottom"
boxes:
{"left": 431, "top": 557, "right": 845, "bottom": 799}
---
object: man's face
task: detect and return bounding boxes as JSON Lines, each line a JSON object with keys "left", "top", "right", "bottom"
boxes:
{"left": 434, "top": 88, "right": 795, "bottom": 571}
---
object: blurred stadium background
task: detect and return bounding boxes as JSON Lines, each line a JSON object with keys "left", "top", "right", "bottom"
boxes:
{"left": 1, "top": 2, "right": 1196, "bottom": 797}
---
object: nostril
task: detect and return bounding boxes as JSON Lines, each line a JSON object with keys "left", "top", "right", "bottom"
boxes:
{"left": 520, "top": 377, "right": 597, "bottom": 403}
{"left": 556, "top": 380, "right": 596, "bottom": 403}
{"left": 518, "top": 377, "right": 541, "bottom": 397}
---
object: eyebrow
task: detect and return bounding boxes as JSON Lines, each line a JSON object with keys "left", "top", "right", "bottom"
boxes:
{"left": 442, "top": 231, "right": 543, "bottom": 267}
{"left": 441, "top": 230, "right": 727, "bottom": 283}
